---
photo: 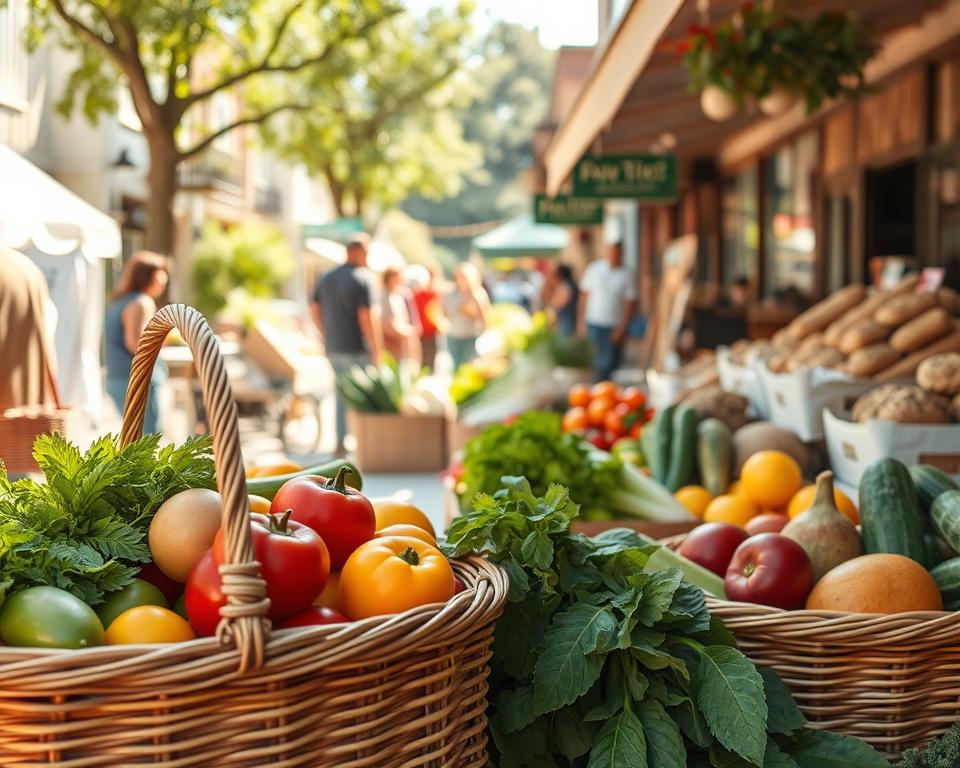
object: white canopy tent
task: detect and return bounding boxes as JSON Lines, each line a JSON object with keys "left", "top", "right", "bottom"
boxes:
{"left": 0, "top": 144, "right": 121, "bottom": 424}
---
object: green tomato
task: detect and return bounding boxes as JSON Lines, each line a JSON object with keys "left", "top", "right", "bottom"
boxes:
{"left": 96, "top": 579, "right": 168, "bottom": 630}
{"left": 611, "top": 438, "right": 639, "bottom": 455}
{"left": 618, "top": 450, "right": 646, "bottom": 468}
{"left": 0, "top": 586, "right": 104, "bottom": 649}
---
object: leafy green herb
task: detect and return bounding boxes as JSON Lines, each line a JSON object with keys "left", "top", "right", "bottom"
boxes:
{"left": 444, "top": 477, "right": 887, "bottom": 768}
{"left": 0, "top": 433, "right": 214, "bottom": 606}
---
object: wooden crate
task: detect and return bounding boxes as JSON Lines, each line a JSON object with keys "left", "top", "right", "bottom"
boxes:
{"left": 446, "top": 418, "right": 487, "bottom": 458}
{"left": 348, "top": 411, "right": 446, "bottom": 473}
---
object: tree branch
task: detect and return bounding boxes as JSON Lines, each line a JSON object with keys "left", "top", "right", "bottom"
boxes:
{"left": 180, "top": 6, "right": 400, "bottom": 111}
{"left": 48, "top": 0, "right": 114, "bottom": 57}
{"left": 178, "top": 102, "right": 311, "bottom": 160}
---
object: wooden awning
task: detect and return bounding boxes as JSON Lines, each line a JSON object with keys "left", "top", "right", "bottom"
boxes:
{"left": 545, "top": 0, "right": 955, "bottom": 194}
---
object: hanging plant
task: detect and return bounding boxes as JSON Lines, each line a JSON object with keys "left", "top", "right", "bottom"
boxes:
{"left": 681, "top": 2, "right": 875, "bottom": 119}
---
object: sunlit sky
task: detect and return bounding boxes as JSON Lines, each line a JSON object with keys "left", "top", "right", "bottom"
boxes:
{"left": 404, "top": 0, "right": 599, "bottom": 48}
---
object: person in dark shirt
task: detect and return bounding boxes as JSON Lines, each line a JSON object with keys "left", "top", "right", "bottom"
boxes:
{"left": 310, "top": 235, "right": 382, "bottom": 456}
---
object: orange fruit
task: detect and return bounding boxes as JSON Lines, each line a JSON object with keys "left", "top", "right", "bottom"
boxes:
{"left": 587, "top": 396, "right": 615, "bottom": 427}
{"left": 739, "top": 450, "right": 803, "bottom": 510}
{"left": 568, "top": 384, "right": 591, "bottom": 408}
{"left": 590, "top": 381, "right": 619, "bottom": 401}
{"left": 674, "top": 486, "right": 713, "bottom": 518}
{"left": 371, "top": 499, "right": 436, "bottom": 538}
{"left": 562, "top": 406, "right": 589, "bottom": 432}
{"left": 702, "top": 494, "right": 758, "bottom": 527}
{"left": 728, "top": 480, "right": 746, "bottom": 496}
{"left": 787, "top": 484, "right": 859, "bottom": 524}
{"left": 105, "top": 606, "right": 196, "bottom": 644}
{"left": 374, "top": 523, "right": 437, "bottom": 546}
{"left": 245, "top": 460, "right": 302, "bottom": 479}
{"left": 248, "top": 494, "right": 272, "bottom": 515}
{"left": 806, "top": 554, "right": 943, "bottom": 613}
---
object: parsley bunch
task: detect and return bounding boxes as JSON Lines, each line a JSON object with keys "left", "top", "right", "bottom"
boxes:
{"left": 0, "top": 433, "right": 215, "bottom": 606}
{"left": 444, "top": 477, "right": 886, "bottom": 768}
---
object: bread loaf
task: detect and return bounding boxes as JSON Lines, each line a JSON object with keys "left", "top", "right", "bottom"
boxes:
{"left": 937, "top": 287, "right": 960, "bottom": 316}
{"left": 846, "top": 344, "right": 902, "bottom": 378}
{"left": 891, "top": 274, "right": 921, "bottom": 295}
{"left": 875, "top": 326, "right": 960, "bottom": 381}
{"left": 838, "top": 320, "right": 891, "bottom": 354}
{"left": 788, "top": 284, "right": 867, "bottom": 340}
{"left": 852, "top": 384, "right": 951, "bottom": 424}
{"left": 823, "top": 290, "right": 888, "bottom": 347}
{"left": 889, "top": 307, "right": 953, "bottom": 353}
{"left": 798, "top": 331, "right": 825, "bottom": 352}
{"left": 875, "top": 292, "right": 937, "bottom": 326}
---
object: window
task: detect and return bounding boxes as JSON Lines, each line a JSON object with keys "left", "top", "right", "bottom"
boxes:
{"left": 762, "top": 131, "right": 818, "bottom": 299}
{"left": 721, "top": 166, "right": 759, "bottom": 287}
{"left": 0, "top": 0, "right": 28, "bottom": 109}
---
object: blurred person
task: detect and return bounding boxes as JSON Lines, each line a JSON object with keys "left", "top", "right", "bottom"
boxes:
{"left": 379, "top": 267, "right": 421, "bottom": 365}
{"left": 578, "top": 242, "right": 637, "bottom": 382}
{"left": 441, "top": 263, "right": 490, "bottom": 372}
{"left": 408, "top": 264, "right": 442, "bottom": 370}
{"left": 541, "top": 263, "right": 579, "bottom": 338}
{"left": 310, "top": 235, "right": 382, "bottom": 457}
{"left": 0, "top": 247, "right": 58, "bottom": 412}
{"left": 105, "top": 251, "right": 170, "bottom": 434}
{"left": 721, "top": 275, "right": 751, "bottom": 309}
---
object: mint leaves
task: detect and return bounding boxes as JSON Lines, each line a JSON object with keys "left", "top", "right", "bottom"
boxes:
{"left": 444, "top": 478, "right": 887, "bottom": 768}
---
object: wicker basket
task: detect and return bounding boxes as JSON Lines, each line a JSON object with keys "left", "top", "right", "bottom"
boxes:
{"left": 0, "top": 404, "right": 75, "bottom": 473}
{"left": 0, "top": 305, "right": 508, "bottom": 767}
{"left": 663, "top": 534, "right": 960, "bottom": 758}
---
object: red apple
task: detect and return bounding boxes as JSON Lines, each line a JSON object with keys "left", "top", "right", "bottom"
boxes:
{"left": 724, "top": 533, "right": 814, "bottom": 610}
{"left": 745, "top": 513, "right": 790, "bottom": 536}
{"left": 678, "top": 523, "right": 749, "bottom": 576}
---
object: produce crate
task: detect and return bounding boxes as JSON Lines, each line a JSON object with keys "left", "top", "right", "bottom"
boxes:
{"left": 0, "top": 305, "right": 508, "bottom": 767}
{"left": 662, "top": 534, "right": 960, "bottom": 758}
{"left": 823, "top": 406, "right": 960, "bottom": 487}
{"left": 716, "top": 346, "right": 769, "bottom": 419}
{"left": 349, "top": 410, "right": 446, "bottom": 473}
{"left": 446, "top": 417, "right": 487, "bottom": 458}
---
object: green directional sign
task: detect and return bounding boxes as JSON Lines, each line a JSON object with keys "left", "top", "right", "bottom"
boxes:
{"left": 301, "top": 217, "right": 364, "bottom": 242}
{"left": 533, "top": 195, "right": 605, "bottom": 225}
{"left": 572, "top": 154, "right": 678, "bottom": 200}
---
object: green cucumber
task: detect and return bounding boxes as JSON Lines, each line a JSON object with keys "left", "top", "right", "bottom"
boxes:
{"left": 696, "top": 418, "right": 732, "bottom": 497}
{"left": 931, "top": 556, "right": 960, "bottom": 611}
{"left": 910, "top": 465, "right": 959, "bottom": 515}
{"left": 664, "top": 404, "right": 697, "bottom": 492}
{"left": 648, "top": 404, "right": 675, "bottom": 484}
{"left": 859, "top": 458, "right": 928, "bottom": 566}
{"left": 931, "top": 491, "right": 960, "bottom": 556}
{"left": 246, "top": 460, "right": 362, "bottom": 500}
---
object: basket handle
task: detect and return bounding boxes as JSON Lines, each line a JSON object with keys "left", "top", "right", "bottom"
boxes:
{"left": 120, "top": 304, "right": 268, "bottom": 672}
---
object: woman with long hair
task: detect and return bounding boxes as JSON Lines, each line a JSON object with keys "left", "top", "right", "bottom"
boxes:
{"left": 379, "top": 267, "right": 421, "bottom": 365}
{"left": 104, "top": 251, "right": 170, "bottom": 433}
{"left": 441, "top": 262, "right": 490, "bottom": 372}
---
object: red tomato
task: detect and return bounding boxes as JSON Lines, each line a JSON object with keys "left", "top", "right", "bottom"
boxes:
{"left": 619, "top": 387, "right": 647, "bottom": 410}
{"left": 745, "top": 513, "right": 790, "bottom": 536}
{"left": 587, "top": 396, "right": 615, "bottom": 428}
{"left": 278, "top": 605, "right": 349, "bottom": 628}
{"left": 138, "top": 562, "right": 183, "bottom": 606}
{"left": 678, "top": 523, "right": 749, "bottom": 576}
{"left": 590, "top": 381, "right": 619, "bottom": 401}
{"left": 562, "top": 406, "right": 589, "bottom": 433}
{"left": 724, "top": 533, "right": 814, "bottom": 610}
{"left": 213, "top": 511, "right": 330, "bottom": 621}
{"left": 644, "top": 407, "right": 656, "bottom": 422}
{"left": 585, "top": 429, "right": 610, "bottom": 451}
{"left": 184, "top": 551, "right": 224, "bottom": 637}
{"left": 603, "top": 402, "right": 632, "bottom": 436}
{"left": 271, "top": 467, "right": 376, "bottom": 570}
{"left": 453, "top": 576, "right": 467, "bottom": 594}
{"left": 568, "top": 384, "right": 591, "bottom": 408}
{"left": 629, "top": 421, "right": 645, "bottom": 440}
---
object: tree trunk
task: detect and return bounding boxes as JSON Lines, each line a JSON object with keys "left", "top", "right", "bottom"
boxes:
{"left": 144, "top": 143, "right": 179, "bottom": 255}
{"left": 324, "top": 167, "right": 345, "bottom": 218}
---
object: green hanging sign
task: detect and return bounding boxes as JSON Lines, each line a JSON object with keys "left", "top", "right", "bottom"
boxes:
{"left": 301, "top": 217, "right": 364, "bottom": 242}
{"left": 533, "top": 195, "right": 605, "bottom": 225}
{"left": 572, "top": 154, "right": 678, "bottom": 200}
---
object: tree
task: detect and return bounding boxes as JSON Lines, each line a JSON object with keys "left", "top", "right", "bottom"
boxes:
{"left": 263, "top": 3, "right": 482, "bottom": 219}
{"left": 403, "top": 21, "right": 555, "bottom": 257}
{"left": 15, "top": 0, "right": 401, "bottom": 253}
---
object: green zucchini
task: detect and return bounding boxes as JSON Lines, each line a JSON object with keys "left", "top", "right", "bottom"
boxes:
{"left": 925, "top": 534, "right": 950, "bottom": 568}
{"left": 931, "top": 556, "right": 960, "bottom": 611}
{"left": 910, "top": 465, "right": 959, "bottom": 515}
{"left": 664, "top": 404, "right": 698, "bottom": 492}
{"left": 246, "top": 460, "right": 362, "bottom": 500}
{"left": 859, "top": 458, "right": 928, "bottom": 566}
{"left": 931, "top": 491, "right": 960, "bottom": 556}
{"left": 696, "top": 418, "right": 732, "bottom": 497}
{"left": 648, "top": 404, "right": 675, "bottom": 484}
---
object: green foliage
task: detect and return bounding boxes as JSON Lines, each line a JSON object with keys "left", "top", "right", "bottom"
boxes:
{"left": 190, "top": 219, "right": 294, "bottom": 318}
{"left": 0, "top": 433, "right": 214, "bottom": 606}
{"left": 403, "top": 21, "right": 556, "bottom": 257}
{"left": 895, "top": 724, "right": 960, "bottom": 768}
{"left": 443, "top": 478, "right": 888, "bottom": 768}
{"left": 684, "top": 5, "right": 873, "bottom": 112}
{"left": 262, "top": 2, "right": 482, "bottom": 217}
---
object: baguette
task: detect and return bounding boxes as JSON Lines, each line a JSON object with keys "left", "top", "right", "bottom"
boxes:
{"left": 798, "top": 331, "right": 825, "bottom": 353}
{"left": 938, "top": 286, "right": 960, "bottom": 316}
{"left": 838, "top": 320, "right": 891, "bottom": 354}
{"left": 846, "top": 344, "right": 902, "bottom": 378}
{"left": 890, "top": 274, "right": 921, "bottom": 295}
{"left": 875, "top": 292, "right": 937, "bottom": 326}
{"left": 889, "top": 307, "right": 953, "bottom": 353}
{"left": 875, "top": 325, "right": 960, "bottom": 381}
{"left": 788, "top": 284, "right": 867, "bottom": 340}
{"left": 823, "top": 291, "right": 889, "bottom": 346}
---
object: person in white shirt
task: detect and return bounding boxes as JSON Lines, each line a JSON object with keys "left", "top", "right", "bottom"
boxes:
{"left": 577, "top": 242, "right": 638, "bottom": 381}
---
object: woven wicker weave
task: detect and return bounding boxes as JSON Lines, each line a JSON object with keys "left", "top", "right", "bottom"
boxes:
{"left": 0, "top": 305, "right": 508, "bottom": 767}
{"left": 663, "top": 534, "right": 960, "bottom": 758}
{"left": 0, "top": 406, "right": 74, "bottom": 473}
